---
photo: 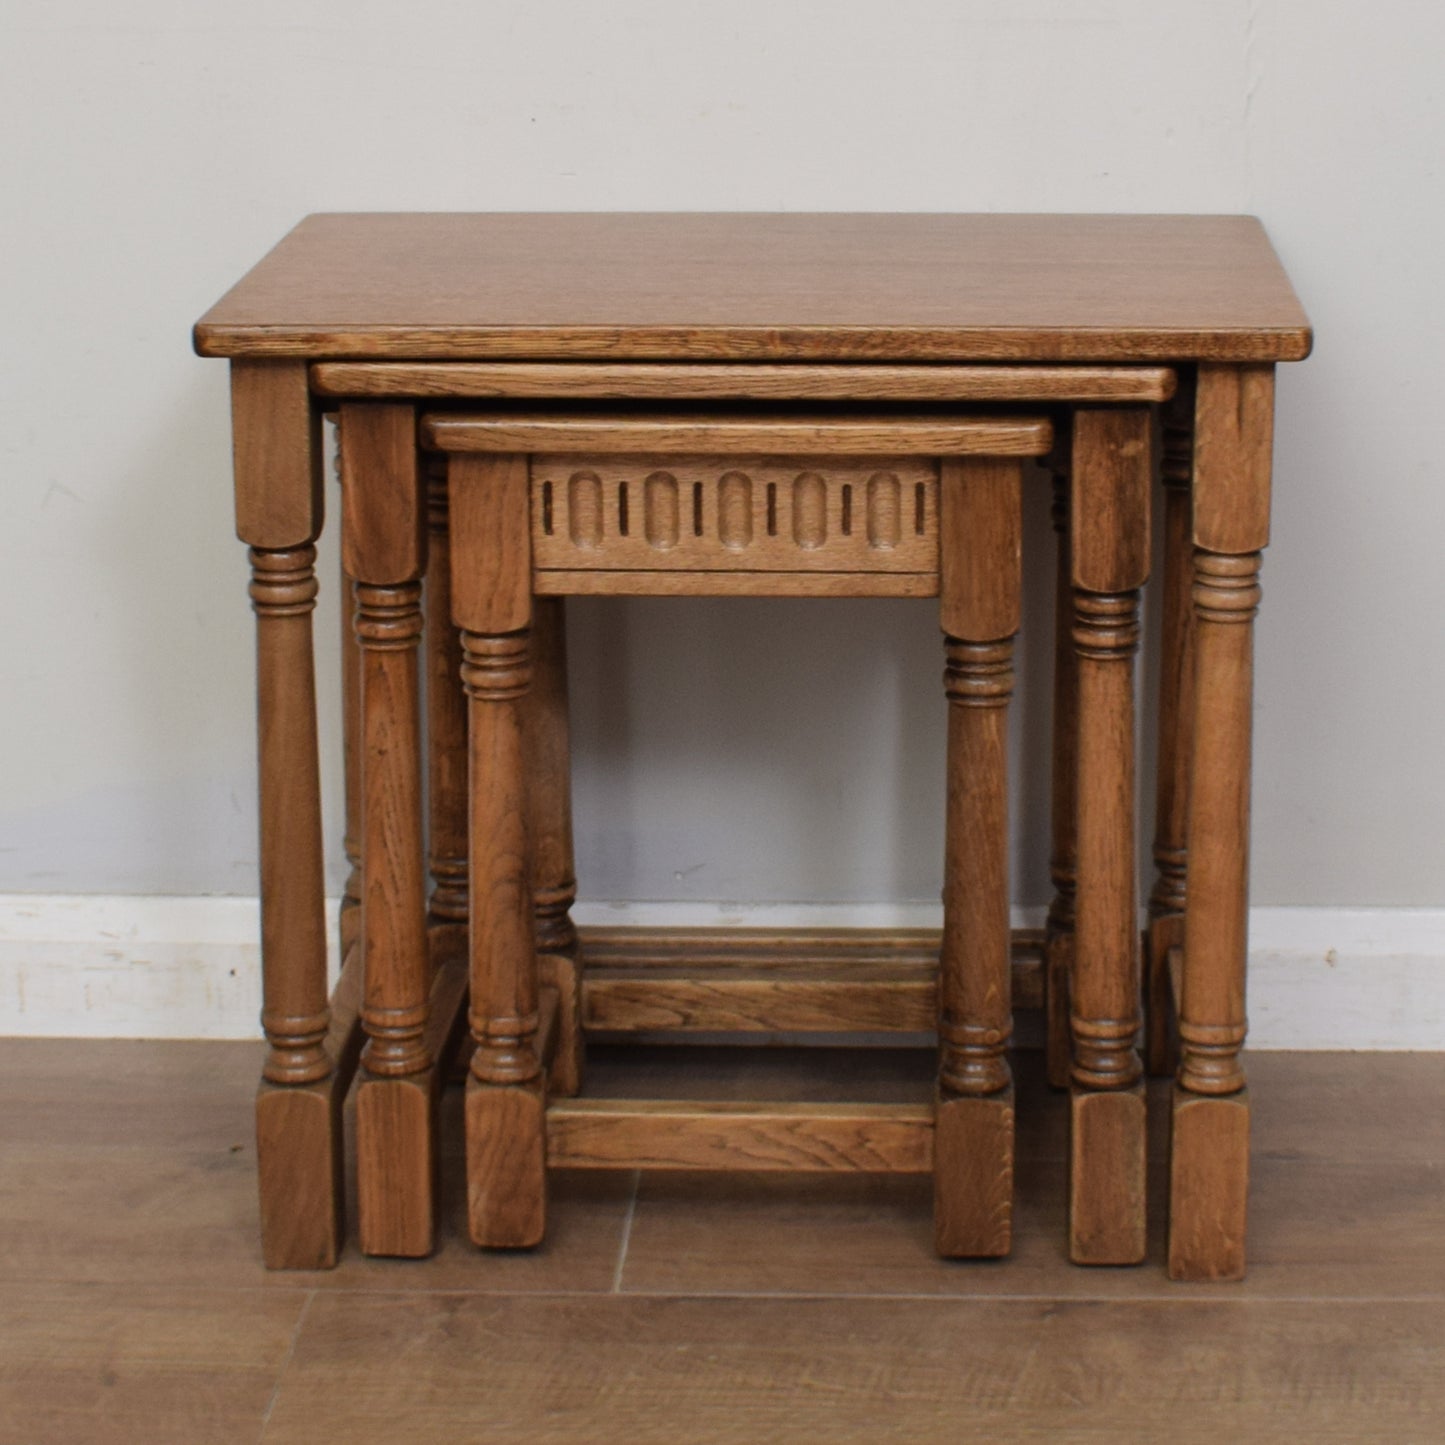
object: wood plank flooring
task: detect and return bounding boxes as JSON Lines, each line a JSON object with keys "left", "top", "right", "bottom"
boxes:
{"left": 1, "top": 1041, "right": 1442, "bottom": 1442}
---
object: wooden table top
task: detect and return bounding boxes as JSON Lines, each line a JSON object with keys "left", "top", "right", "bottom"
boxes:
{"left": 194, "top": 213, "right": 1310, "bottom": 364}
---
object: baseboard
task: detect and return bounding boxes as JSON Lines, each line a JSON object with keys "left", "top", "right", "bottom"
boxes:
{"left": 1, "top": 895, "right": 1442, "bottom": 1048}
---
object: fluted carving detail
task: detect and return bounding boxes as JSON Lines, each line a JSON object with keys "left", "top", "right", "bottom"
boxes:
{"left": 1193, "top": 552, "right": 1262, "bottom": 623}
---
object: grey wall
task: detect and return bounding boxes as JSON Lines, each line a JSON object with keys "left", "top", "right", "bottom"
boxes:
{"left": 2, "top": 0, "right": 1442, "bottom": 907}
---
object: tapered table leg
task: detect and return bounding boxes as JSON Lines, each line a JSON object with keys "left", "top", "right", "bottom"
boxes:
{"left": 1145, "top": 376, "right": 1196, "bottom": 1077}
{"left": 451, "top": 453, "right": 547, "bottom": 1248}
{"left": 341, "top": 402, "right": 438, "bottom": 1258}
{"left": 933, "top": 456, "right": 1021, "bottom": 1258}
{"left": 529, "top": 596, "right": 584, "bottom": 1097}
{"left": 1069, "top": 407, "right": 1151, "bottom": 1266}
{"left": 1170, "top": 364, "right": 1274, "bottom": 1282}
{"left": 424, "top": 453, "right": 469, "bottom": 928}
{"left": 1045, "top": 449, "right": 1078, "bottom": 1091}
{"left": 335, "top": 414, "right": 364, "bottom": 960}
{"left": 232, "top": 361, "right": 347, "bottom": 1270}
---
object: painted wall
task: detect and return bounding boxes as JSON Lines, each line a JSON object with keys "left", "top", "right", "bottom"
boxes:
{"left": 2, "top": 0, "right": 1441, "bottom": 910}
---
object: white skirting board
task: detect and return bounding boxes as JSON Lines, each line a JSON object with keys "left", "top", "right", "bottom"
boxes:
{"left": 1, "top": 894, "right": 1443, "bottom": 1048}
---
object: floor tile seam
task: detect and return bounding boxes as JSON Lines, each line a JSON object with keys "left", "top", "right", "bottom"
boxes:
{"left": 256, "top": 1288, "right": 314, "bottom": 1444}
{"left": 610, "top": 1169, "right": 641, "bottom": 1293}
{"left": 279, "top": 1285, "right": 1445, "bottom": 1306}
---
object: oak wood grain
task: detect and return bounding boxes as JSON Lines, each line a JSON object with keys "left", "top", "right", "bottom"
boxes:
{"left": 578, "top": 926, "right": 1046, "bottom": 1032}
{"left": 229, "top": 359, "right": 320, "bottom": 548}
{"left": 422, "top": 453, "right": 469, "bottom": 924}
{"left": 424, "top": 411, "right": 1052, "bottom": 456}
{"left": 195, "top": 213, "right": 1312, "bottom": 362}
{"left": 533, "top": 568, "right": 939, "bottom": 597}
{"left": 547, "top": 1099, "right": 935, "bottom": 1173}
{"left": 530, "top": 453, "right": 943, "bottom": 577}
{"left": 527, "top": 597, "right": 584, "bottom": 1096}
{"left": 1145, "top": 375, "right": 1197, "bottom": 1078}
{"left": 1068, "top": 406, "right": 1153, "bottom": 1267}
{"left": 313, "top": 360, "right": 1178, "bottom": 402}
{"left": 1044, "top": 453, "right": 1077, "bottom": 1091}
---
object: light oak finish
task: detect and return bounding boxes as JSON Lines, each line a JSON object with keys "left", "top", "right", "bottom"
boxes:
{"left": 195, "top": 213, "right": 1312, "bottom": 361}
{"left": 450, "top": 452, "right": 547, "bottom": 1249}
{"left": 423, "top": 452, "right": 469, "bottom": 925}
{"left": 1170, "top": 363, "right": 1275, "bottom": 1282}
{"left": 531, "top": 453, "right": 941, "bottom": 578}
{"left": 935, "top": 455, "right": 1022, "bottom": 1257}
{"left": 1145, "top": 373, "right": 1197, "bottom": 1078}
{"left": 437, "top": 413, "right": 1047, "bottom": 1261}
{"left": 313, "top": 359, "right": 1179, "bottom": 402}
{"left": 333, "top": 416, "right": 364, "bottom": 958}
{"left": 579, "top": 925, "right": 1047, "bottom": 1033}
{"left": 202, "top": 214, "right": 1306, "bottom": 1278}
{"left": 340, "top": 402, "right": 439, "bottom": 1258}
{"left": 533, "top": 568, "right": 942, "bottom": 598}
{"left": 423, "top": 411, "right": 1052, "bottom": 456}
{"left": 527, "top": 595, "right": 585, "bottom": 1097}
{"left": 232, "top": 362, "right": 343, "bottom": 1271}
{"left": 229, "top": 359, "right": 320, "bottom": 547}
{"left": 1068, "top": 406, "right": 1152, "bottom": 1266}
{"left": 547, "top": 1099, "right": 935, "bottom": 1174}
{"left": 255, "top": 941, "right": 361, "bottom": 1272}
{"left": 1044, "top": 446, "right": 1077, "bottom": 1091}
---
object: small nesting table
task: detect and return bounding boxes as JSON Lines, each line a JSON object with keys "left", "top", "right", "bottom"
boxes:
{"left": 194, "top": 213, "right": 1310, "bottom": 1280}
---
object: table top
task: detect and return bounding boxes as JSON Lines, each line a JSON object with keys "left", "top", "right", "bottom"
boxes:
{"left": 194, "top": 213, "right": 1311, "bottom": 364}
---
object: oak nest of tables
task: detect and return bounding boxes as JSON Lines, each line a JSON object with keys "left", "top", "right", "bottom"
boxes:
{"left": 195, "top": 212, "right": 1310, "bottom": 1282}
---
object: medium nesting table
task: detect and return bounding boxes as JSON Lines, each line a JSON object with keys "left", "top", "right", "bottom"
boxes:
{"left": 194, "top": 212, "right": 1311, "bottom": 1281}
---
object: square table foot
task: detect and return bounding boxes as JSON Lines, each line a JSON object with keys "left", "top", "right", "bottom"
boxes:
{"left": 1168, "top": 1085, "right": 1250, "bottom": 1282}
{"left": 933, "top": 1085, "right": 1015, "bottom": 1258}
{"left": 255, "top": 1080, "right": 346, "bottom": 1271}
{"left": 355, "top": 1071, "right": 439, "bottom": 1258}
{"left": 466, "top": 1075, "right": 548, "bottom": 1249}
{"left": 1068, "top": 1082, "right": 1147, "bottom": 1265}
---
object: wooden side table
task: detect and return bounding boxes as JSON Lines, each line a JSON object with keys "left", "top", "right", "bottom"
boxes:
{"left": 195, "top": 213, "right": 1311, "bottom": 1280}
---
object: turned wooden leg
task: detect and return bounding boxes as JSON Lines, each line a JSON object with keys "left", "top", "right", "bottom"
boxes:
{"left": 1069, "top": 407, "right": 1151, "bottom": 1266}
{"left": 233, "top": 361, "right": 351, "bottom": 1271}
{"left": 933, "top": 456, "right": 1021, "bottom": 1258}
{"left": 1045, "top": 453, "right": 1077, "bottom": 1091}
{"left": 451, "top": 453, "right": 547, "bottom": 1249}
{"left": 341, "top": 402, "right": 438, "bottom": 1258}
{"left": 424, "top": 453, "right": 469, "bottom": 928}
{"left": 1169, "top": 364, "right": 1274, "bottom": 1282}
{"left": 335, "top": 415, "right": 364, "bottom": 960}
{"left": 528, "top": 596, "right": 584, "bottom": 1097}
{"left": 1145, "top": 377, "right": 1196, "bottom": 1077}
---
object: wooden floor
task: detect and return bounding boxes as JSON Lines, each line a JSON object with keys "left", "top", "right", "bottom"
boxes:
{"left": 2, "top": 1042, "right": 1444, "bottom": 1444}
